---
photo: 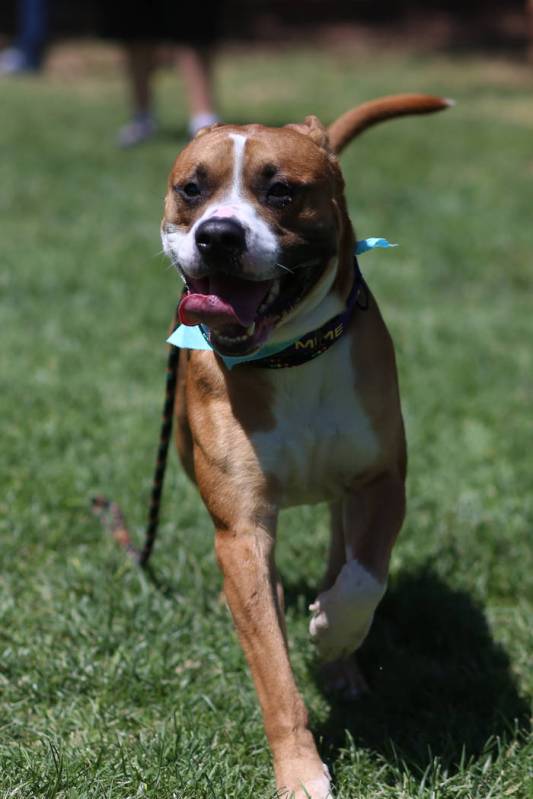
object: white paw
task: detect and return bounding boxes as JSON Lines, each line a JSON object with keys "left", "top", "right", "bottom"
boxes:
{"left": 309, "top": 560, "right": 385, "bottom": 661}
{"left": 281, "top": 763, "right": 333, "bottom": 799}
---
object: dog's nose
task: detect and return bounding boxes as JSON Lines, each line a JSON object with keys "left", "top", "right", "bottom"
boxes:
{"left": 195, "top": 218, "right": 246, "bottom": 260}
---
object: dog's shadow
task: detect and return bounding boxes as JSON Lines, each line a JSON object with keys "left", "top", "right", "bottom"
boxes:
{"left": 284, "top": 567, "right": 529, "bottom": 775}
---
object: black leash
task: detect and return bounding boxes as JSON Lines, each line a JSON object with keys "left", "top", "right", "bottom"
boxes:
{"left": 91, "top": 305, "right": 180, "bottom": 568}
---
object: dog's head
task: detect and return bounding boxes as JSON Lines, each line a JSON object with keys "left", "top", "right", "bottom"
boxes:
{"left": 162, "top": 94, "right": 450, "bottom": 356}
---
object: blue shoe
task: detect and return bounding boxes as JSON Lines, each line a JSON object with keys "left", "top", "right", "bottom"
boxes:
{"left": 188, "top": 112, "right": 220, "bottom": 138}
{"left": 0, "top": 48, "right": 35, "bottom": 75}
{"left": 117, "top": 113, "right": 158, "bottom": 148}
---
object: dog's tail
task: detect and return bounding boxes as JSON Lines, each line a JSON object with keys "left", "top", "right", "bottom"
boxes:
{"left": 91, "top": 308, "right": 180, "bottom": 568}
{"left": 328, "top": 94, "right": 453, "bottom": 155}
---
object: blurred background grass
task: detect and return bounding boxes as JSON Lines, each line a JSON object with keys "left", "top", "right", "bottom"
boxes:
{"left": 0, "top": 42, "right": 531, "bottom": 798}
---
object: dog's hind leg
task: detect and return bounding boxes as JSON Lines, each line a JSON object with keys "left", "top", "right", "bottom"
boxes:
{"left": 315, "top": 500, "right": 373, "bottom": 698}
{"left": 310, "top": 473, "right": 405, "bottom": 674}
{"left": 321, "top": 500, "right": 346, "bottom": 592}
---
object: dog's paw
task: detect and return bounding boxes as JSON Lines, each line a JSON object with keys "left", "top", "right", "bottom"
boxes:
{"left": 276, "top": 761, "right": 333, "bottom": 799}
{"left": 320, "top": 653, "right": 368, "bottom": 701}
{"left": 309, "top": 561, "right": 385, "bottom": 662}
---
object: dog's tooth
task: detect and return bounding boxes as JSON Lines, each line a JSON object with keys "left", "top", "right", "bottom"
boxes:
{"left": 258, "top": 280, "right": 281, "bottom": 315}
{"left": 265, "top": 281, "right": 280, "bottom": 305}
{"left": 214, "top": 320, "right": 257, "bottom": 345}
{"left": 216, "top": 331, "right": 251, "bottom": 344}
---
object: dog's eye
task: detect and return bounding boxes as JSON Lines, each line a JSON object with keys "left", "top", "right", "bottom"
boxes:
{"left": 175, "top": 181, "right": 202, "bottom": 201}
{"left": 184, "top": 182, "right": 200, "bottom": 197}
{"left": 266, "top": 182, "right": 293, "bottom": 207}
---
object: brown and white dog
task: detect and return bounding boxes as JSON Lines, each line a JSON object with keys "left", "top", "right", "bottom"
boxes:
{"left": 161, "top": 94, "right": 450, "bottom": 799}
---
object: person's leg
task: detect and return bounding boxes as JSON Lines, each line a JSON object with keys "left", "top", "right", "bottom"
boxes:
{"left": 117, "top": 42, "right": 158, "bottom": 148}
{"left": 177, "top": 45, "right": 219, "bottom": 136}
{"left": 528, "top": 0, "right": 533, "bottom": 63}
{"left": 126, "top": 42, "right": 156, "bottom": 116}
{"left": 0, "top": 0, "right": 48, "bottom": 74}
{"left": 17, "top": 0, "right": 48, "bottom": 69}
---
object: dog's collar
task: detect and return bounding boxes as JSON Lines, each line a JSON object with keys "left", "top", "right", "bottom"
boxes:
{"left": 167, "top": 238, "right": 396, "bottom": 369}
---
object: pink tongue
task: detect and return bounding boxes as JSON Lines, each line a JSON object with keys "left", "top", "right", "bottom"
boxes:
{"left": 179, "top": 275, "right": 272, "bottom": 328}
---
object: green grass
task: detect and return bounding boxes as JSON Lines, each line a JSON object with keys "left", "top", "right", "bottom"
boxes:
{"left": 0, "top": 45, "right": 532, "bottom": 798}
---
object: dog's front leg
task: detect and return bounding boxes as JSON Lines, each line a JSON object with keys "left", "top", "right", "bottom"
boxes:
{"left": 215, "top": 521, "right": 331, "bottom": 799}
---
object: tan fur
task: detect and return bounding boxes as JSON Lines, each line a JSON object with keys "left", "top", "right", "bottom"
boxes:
{"left": 163, "top": 95, "right": 448, "bottom": 798}
{"left": 328, "top": 93, "right": 451, "bottom": 154}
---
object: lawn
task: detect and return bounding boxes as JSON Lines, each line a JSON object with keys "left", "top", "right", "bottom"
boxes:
{"left": 0, "top": 43, "right": 531, "bottom": 798}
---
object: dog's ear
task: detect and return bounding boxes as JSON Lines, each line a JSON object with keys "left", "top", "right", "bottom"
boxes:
{"left": 328, "top": 94, "right": 453, "bottom": 155}
{"left": 285, "top": 115, "right": 333, "bottom": 153}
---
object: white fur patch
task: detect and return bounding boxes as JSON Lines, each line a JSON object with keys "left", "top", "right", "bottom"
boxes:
{"left": 309, "top": 560, "right": 385, "bottom": 662}
{"left": 229, "top": 132, "right": 246, "bottom": 195}
{"left": 250, "top": 334, "right": 380, "bottom": 507}
{"left": 297, "top": 764, "right": 333, "bottom": 799}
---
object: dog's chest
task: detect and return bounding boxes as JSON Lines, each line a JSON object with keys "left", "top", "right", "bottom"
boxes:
{"left": 249, "top": 337, "right": 379, "bottom": 507}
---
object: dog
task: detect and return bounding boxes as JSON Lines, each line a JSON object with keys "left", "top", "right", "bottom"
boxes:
{"left": 160, "top": 94, "right": 450, "bottom": 799}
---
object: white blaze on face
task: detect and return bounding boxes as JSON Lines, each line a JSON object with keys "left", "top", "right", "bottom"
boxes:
{"left": 229, "top": 132, "right": 246, "bottom": 196}
{"left": 161, "top": 131, "right": 280, "bottom": 280}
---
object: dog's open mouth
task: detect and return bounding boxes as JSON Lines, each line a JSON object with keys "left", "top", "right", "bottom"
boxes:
{"left": 178, "top": 263, "right": 325, "bottom": 355}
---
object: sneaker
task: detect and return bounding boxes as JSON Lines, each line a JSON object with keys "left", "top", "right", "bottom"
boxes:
{"left": 117, "top": 113, "right": 158, "bottom": 148}
{"left": 188, "top": 112, "right": 220, "bottom": 138}
{"left": 0, "top": 48, "right": 30, "bottom": 75}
